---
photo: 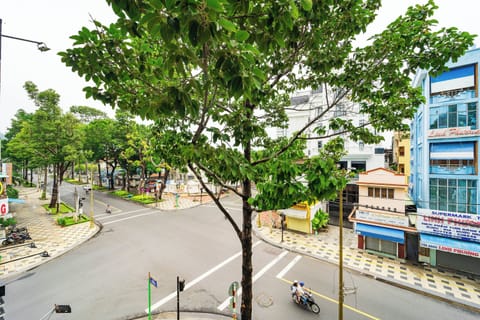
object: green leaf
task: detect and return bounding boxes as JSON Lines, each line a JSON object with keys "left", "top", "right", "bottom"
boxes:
{"left": 206, "top": 0, "right": 223, "bottom": 12}
{"left": 301, "top": 0, "right": 313, "bottom": 11}
{"left": 235, "top": 30, "right": 250, "bottom": 42}
{"left": 290, "top": 0, "right": 299, "bottom": 19}
{"left": 219, "top": 18, "right": 237, "bottom": 32}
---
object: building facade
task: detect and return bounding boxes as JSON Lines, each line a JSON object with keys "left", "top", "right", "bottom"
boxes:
{"left": 410, "top": 48, "right": 480, "bottom": 275}
{"left": 349, "top": 168, "right": 417, "bottom": 260}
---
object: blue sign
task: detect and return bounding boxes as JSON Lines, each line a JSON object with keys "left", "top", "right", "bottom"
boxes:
{"left": 149, "top": 277, "right": 158, "bottom": 288}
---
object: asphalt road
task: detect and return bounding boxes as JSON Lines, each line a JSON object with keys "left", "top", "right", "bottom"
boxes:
{"left": 5, "top": 184, "right": 480, "bottom": 320}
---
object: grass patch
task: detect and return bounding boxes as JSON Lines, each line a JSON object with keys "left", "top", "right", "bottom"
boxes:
{"left": 57, "top": 214, "right": 90, "bottom": 227}
{"left": 131, "top": 194, "right": 156, "bottom": 204}
{"left": 112, "top": 190, "right": 130, "bottom": 197}
{"left": 43, "top": 203, "right": 75, "bottom": 215}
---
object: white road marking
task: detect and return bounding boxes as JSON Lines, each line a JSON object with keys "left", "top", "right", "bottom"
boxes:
{"left": 217, "top": 250, "right": 289, "bottom": 311}
{"left": 102, "top": 211, "right": 158, "bottom": 225}
{"left": 96, "top": 208, "right": 152, "bottom": 220}
{"left": 276, "top": 255, "right": 302, "bottom": 279}
{"left": 145, "top": 241, "right": 262, "bottom": 313}
{"left": 203, "top": 204, "right": 242, "bottom": 211}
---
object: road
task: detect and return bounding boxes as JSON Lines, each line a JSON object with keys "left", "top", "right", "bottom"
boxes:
{"left": 5, "top": 184, "right": 480, "bottom": 319}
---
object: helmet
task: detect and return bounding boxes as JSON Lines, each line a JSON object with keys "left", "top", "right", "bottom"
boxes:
{"left": 299, "top": 281, "right": 304, "bottom": 286}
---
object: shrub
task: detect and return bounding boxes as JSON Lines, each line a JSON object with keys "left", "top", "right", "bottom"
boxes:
{"left": 312, "top": 209, "right": 329, "bottom": 231}
{"left": 6, "top": 185, "right": 19, "bottom": 199}
{"left": 57, "top": 217, "right": 66, "bottom": 226}
{"left": 0, "top": 217, "right": 17, "bottom": 227}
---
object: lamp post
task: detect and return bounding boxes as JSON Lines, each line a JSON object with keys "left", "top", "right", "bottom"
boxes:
{"left": 0, "top": 18, "right": 50, "bottom": 89}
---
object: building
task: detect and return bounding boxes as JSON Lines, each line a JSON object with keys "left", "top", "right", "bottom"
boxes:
{"left": 348, "top": 168, "right": 417, "bottom": 260}
{"left": 392, "top": 131, "right": 411, "bottom": 184}
{"left": 275, "top": 89, "right": 393, "bottom": 228}
{"left": 410, "top": 48, "right": 480, "bottom": 275}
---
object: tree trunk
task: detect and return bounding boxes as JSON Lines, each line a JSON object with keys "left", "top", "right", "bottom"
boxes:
{"left": 97, "top": 162, "right": 102, "bottom": 188}
{"left": 49, "top": 164, "right": 59, "bottom": 210}
{"left": 241, "top": 101, "right": 254, "bottom": 320}
{"left": 241, "top": 179, "right": 254, "bottom": 320}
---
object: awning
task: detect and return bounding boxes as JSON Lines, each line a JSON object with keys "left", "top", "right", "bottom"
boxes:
{"left": 355, "top": 223, "right": 405, "bottom": 244}
{"left": 430, "top": 142, "right": 474, "bottom": 160}
{"left": 280, "top": 208, "right": 307, "bottom": 219}
{"left": 420, "top": 234, "right": 480, "bottom": 258}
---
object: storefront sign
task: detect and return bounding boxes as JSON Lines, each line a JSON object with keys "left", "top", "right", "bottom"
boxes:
{"left": 428, "top": 127, "right": 480, "bottom": 139}
{"left": 356, "top": 210, "right": 409, "bottom": 227}
{"left": 0, "top": 198, "right": 8, "bottom": 216}
{"left": 420, "top": 234, "right": 480, "bottom": 258}
{"left": 417, "top": 208, "right": 480, "bottom": 242}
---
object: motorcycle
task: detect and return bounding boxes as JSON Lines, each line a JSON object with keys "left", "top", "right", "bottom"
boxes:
{"left": 290, "top": 285, "right": 320, "bottom": 314}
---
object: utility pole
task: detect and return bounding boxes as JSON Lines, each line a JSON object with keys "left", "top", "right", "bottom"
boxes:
{"left": 338, "top": 189, "right": 344, "bottom": 320}
{"left": 89, "top": 166, "right": 94, "bottom": 228}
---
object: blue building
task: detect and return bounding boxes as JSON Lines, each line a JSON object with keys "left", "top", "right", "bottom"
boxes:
{"left": 410, "top": 48, "right": 480, "bottom": 275}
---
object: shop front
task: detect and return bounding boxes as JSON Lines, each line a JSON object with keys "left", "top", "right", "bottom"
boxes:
{"left": 355, "top": 223, "right": 406, "bottom": 259}
{"left": 417, "top": 208, "right": 480, "bottom": 275}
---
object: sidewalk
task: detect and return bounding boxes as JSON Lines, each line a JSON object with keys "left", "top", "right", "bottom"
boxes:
{"left": 0, "top": 187, "right": 99, "bottom": 280}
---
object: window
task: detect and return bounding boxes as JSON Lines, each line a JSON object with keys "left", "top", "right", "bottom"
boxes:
{"left": 368, "top": 187, "right": 373, "bottom": 197}
{"left": 429, "top": 178, "right": 477, "bottom": 214}
{"left": 399, "top": 146, "right": 405, "bottom": 157}
{"left": 359, "top": 141, "right": 364, "bottom": 151}
{"left": 369, "top": 187, "right": 394, "bottom": 199}
{"left": 375, "top": 148, "right": 384, "bottom": 154}
{"left": 429, "top": 102, "right": 477, "bottom": 130}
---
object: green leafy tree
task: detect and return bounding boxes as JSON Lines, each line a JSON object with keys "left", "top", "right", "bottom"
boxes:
{"left": 21, "top": 81, "right": 83, "bottom": 209}
{"left": 70, "top": 105, "right": 108, "bottom": 124}
{"left": 60, "top": 1, "right": 474, "bottom": 318}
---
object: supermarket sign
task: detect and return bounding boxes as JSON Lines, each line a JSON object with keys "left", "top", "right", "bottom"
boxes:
{"left": 417, "top": 208, "right": 480, "bottom": 242}
{"left": 0, "top": 198, "right": 10, "bottom": 218}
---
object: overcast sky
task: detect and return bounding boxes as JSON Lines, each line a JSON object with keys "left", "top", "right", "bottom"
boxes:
{"left": 1, "top": 0, "right": 479, "bottom": 134}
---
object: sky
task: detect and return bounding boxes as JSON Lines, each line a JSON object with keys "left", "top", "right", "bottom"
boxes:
{"left": 1, "top": 0, "right": 480, "bottom": 134}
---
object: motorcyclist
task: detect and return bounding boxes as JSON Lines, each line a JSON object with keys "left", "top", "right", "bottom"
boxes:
{"left": 291, "top": 280, "right": 299, "bottom": 299}
{"left": 296, "top": 281, "right": 306, "bottom": 304}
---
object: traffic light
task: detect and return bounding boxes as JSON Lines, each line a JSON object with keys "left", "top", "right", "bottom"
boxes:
{"left": 55, "top": 304, "right": 72, "bottom": 313}
{"left": 178, "top": 278, "right": 185, "bottom": 292}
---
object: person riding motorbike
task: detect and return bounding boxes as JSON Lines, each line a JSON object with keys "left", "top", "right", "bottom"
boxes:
{"left": 296, "top": 281, "right": 306, "bottom": 304}
{"left": 291, "top": 280, "right": 299, "bottom": 299}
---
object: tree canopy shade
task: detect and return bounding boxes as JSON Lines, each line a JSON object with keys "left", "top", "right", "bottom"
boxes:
{"left": 59, "top": 1, "right": 475, "bottom": 318}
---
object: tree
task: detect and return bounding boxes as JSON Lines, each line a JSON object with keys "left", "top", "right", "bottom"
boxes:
{"left": 70, "top": 105, "right": 108, "bottom": 124}
{"left": 22, "top": 81, "right": 83, "bottom": 209}
{"left": 60, "top": 1, "right": 474, "bottom": 318}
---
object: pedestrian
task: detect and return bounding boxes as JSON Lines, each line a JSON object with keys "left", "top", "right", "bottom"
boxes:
{"left": 106, "top": 204, "right": 111, "bottom": 214}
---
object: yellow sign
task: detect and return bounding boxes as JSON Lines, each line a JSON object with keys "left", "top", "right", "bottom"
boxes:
{"left": 0, "top": 181, "right": 3, "bottom": 195}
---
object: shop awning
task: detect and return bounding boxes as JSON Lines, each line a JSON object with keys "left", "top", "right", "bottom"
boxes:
{"left": 280, "top": 208, "right": 307, "bottom": 219}
{"left": 420, "top": 234, "right": 480, "bottom": 258}
{"left": 356, "top": 223, "right": 405, "bottom": 244}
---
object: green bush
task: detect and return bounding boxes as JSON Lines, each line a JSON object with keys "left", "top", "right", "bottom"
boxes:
{"left": 6, "top": 185, "right": 19, "bottom": 199}
{"left": 57, "top": 217, "right": 66, "bottom": 226}
{"left": 312, "top": 209, "right": 329, "bottom": 231}
{"left": 0, "top": 217, "right": 17, "bottom": 227}
{"left": 57, "top": 214, "right": 90, "bottom": 227}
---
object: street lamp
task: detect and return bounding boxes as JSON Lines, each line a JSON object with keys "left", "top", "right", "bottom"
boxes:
{"left": 0, "top": 18, "right": 50, "bottom": 89}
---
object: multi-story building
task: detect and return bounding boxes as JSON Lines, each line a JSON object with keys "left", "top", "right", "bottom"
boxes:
{"left": 348, "top": 168, "right": 417, "bottom": 261}
{"left": 275, "top": 88, "right": 393, "bottom": 227}
{"left": 410, "top": 48, "right": 480, "bottom": 275}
